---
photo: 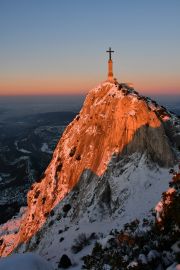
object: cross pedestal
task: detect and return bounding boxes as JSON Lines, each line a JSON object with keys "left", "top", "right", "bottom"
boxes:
{"left": 108, "top": 59, "right": 113, "bottom": 82}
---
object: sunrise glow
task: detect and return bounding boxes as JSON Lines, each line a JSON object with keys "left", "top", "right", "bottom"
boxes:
{"left": 0, "top": 0, "right": 179, "bottom": 97}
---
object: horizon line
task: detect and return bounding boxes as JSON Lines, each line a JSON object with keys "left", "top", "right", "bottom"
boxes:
{"left": 0, "top": 92, "right": 180, "bottom": 97}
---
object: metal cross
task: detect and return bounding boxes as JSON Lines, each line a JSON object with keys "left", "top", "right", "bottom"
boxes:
{"left": 106, "top": 47, "right": 114, "bottom": 61}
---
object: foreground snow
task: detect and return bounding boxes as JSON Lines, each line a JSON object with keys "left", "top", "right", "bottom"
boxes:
{"left": 0, "top": 253, "right": 53, "bottom": 270}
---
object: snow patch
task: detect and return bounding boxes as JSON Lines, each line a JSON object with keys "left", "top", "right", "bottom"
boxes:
{"left": 41, "top": 143, "right": 53, "bottom": 154}
{"left": 0, "top": 253, "right": 53, "bottom": 270}
{"left": 128, "top": 110, "right": 136, "bottom": 116}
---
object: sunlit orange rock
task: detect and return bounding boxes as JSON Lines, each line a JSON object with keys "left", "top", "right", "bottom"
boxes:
{"left": 0, "top": 82, "right": 175, "bottom": 256}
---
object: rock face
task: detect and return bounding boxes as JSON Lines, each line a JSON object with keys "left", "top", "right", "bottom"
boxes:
{"left": 0, "top": 81, "right": 179, "bottom": 258}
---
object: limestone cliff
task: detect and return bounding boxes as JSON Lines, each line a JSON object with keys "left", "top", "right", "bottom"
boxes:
{"left": 0, "top": 81, "right": 179, "bottom": 258}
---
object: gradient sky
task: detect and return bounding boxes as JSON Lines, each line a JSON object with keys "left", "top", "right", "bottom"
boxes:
{"left": 0, "top": 0, "right": 180, "bottom": 96}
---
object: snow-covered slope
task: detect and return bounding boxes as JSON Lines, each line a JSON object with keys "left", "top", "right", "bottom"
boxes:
{"left": 16, "top": 158, "right": 172, "bottom": 269}
{"left": 0, "top": 81, "right": 179, "bottom": 268}
{"left": 0, "top": 253, "right": 53, "bottom": 270}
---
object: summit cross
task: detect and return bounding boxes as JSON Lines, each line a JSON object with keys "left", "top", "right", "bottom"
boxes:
{"left": 106, "top": 47, "right": 114, "bottom": 82}
{"left": 106, "top": 47, "right": 114, "bottom": 61}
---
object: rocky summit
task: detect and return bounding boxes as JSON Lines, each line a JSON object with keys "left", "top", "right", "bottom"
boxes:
{"left": 0, "top": 81, "right": 179, "bottom": 269}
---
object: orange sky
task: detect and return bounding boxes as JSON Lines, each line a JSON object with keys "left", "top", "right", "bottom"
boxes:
{"left": 0, "top": 75, "right": 179, "bottom": 96}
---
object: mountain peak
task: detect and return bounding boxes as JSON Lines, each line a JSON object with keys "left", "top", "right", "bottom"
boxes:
{"left": 0, "top": 81, "right": 179, "bottom": 259}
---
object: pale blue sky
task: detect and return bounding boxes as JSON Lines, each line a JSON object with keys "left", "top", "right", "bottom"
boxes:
{"left": 0, "top": 0, "right": 180, "bottom": 95}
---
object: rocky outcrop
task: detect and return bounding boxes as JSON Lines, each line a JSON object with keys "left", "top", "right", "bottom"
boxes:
{"left": 0, "top": 81, "right": 178, "bottom": 257}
